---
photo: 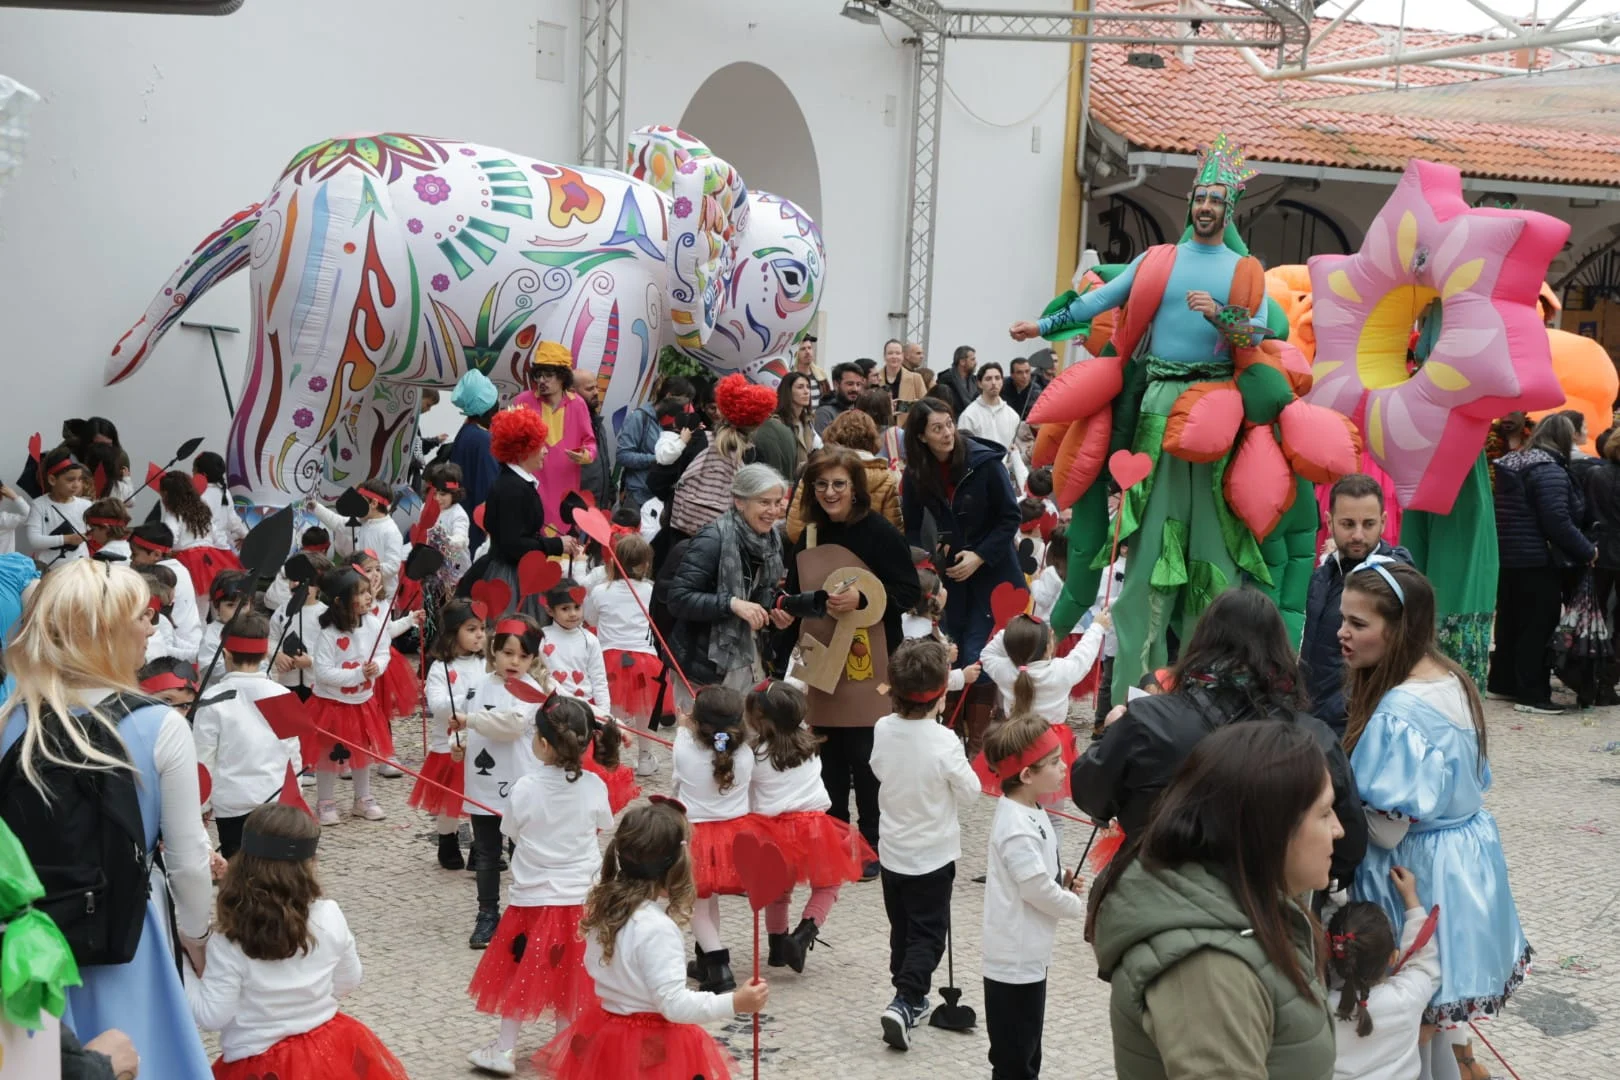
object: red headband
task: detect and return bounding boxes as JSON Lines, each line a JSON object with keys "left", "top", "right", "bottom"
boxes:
{"left": 899, "top": 682, "right": 950, "bottom": 704}
{"left": 302, "top": 541, "right": 330, "bottom": 553}
{"left": 494, "top": 618, "right": 530, "bottom": 637}
{"left": 46, "top": 458, "right": 76, "bottom": 477}
{"left": 359, "top": 489, "right": 389, "bottom": 508}
{"left": 360, "top": 548, "right": 379, "bottom": 562}
{"left": 440, "top": 480, "right": 460, "bottom": 491}
{"left": 131, "top": 536, "right": 170, "bottom": 555}
{"left": 993, "top": 728, "right": 1061, "bottom": 781}
{"left": 140, "top": 671, "right": 191, "bottom": 693}
{"left": 85, "top": 515, "right": 126, "bottom": 527}
{"left": 223, "top": 635, "right": 269, "bottom": 653}
{"left": 147, "top": 596, "right": 162, "bottom": 614}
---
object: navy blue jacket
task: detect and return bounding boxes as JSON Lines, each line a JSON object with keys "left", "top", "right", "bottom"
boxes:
{"left": 1301, "top": 540, "right": 1411, "bottom": 734}
{"left": 448, "top": 420, "right": 500, "bottom": 551}
{"left": 1494, "top": 447, "right": 1595, "bottom": 569}
{"left": 1585, "top": 459, "right": 1620, "bottom": 571}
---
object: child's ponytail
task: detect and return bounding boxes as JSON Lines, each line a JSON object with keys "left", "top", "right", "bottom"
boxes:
{"left": 593, "top": 713, "right": 623, "bottom": 772}
{"left": 1002, "top": 614, "right": 1052, "bottom": 716}
{"left": 1326, "top": 902, "right": 1396, "bottom": 1039}
{"left": 691, "top": 686, "right": 746, "bottom": 794}
{"left": 537, "top": 695, "right": 597, "bottom": 781}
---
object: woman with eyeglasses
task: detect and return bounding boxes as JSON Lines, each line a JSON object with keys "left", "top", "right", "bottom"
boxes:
{"left": 900, "top": 396, "right": 1023, "bottom": 757}
{"left": 785, "top": 449, "right": 920, "bottom": 876}
{"left": 1339, "top": 558, "right": 1529, "bottom": 1080}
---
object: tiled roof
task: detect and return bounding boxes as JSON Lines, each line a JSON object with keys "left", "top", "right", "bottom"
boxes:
{"left": 1087, "top": 0, "right": 1620, "bottom": 188}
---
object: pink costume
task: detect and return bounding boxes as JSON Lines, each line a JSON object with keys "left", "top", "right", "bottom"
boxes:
{"left": 511, "top": 390, "right": 598, "bottom": 531}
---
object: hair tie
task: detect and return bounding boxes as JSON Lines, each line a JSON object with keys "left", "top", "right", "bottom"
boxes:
{"left": 712, "top": 731, "right": 731, "bottom": 753}
{"left": 752, "top": 677, "right": 773, "bottom": 694}
{"left": 1017, "top": 664, "right": 1028, "bottom": 673}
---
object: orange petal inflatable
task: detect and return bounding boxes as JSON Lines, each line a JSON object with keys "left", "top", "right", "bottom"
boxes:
{"left": 1032, "top": 420, "right": 1067, "bottom": 469}
{"left": 1265, "top": 265, "right": 1316, "bottom": 364}
{"left": 1027, "top": 353, "right": 1126, "bottom": 426}
{"left": 1051, "top": 413, "right": 1113, "bottom": 509}
{"left": 1164, "top": 382, "right": 1244, "bottom": 463}
{"left": 1528, "top": 328, "right": 1617, "bottom": 456}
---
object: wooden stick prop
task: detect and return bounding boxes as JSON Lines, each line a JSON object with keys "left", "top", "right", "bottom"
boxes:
{"left": 363, "top": 545, "right": 443, "bottom": 665}
{"left": 732, "top": 832, "right": 791, "bottom": 1080}
{"left": 573, "top": 506, "right": 697, "bottom": 699}
{"left": 1093, "top": 450, "right": 1152, "bottom": 709}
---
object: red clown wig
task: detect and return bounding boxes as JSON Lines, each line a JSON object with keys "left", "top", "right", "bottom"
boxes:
{"left": 715, "top": 373, "right": 778, "bottom": 431}
{"left": 490, "top": 406, "right": 550, "bottom": 465}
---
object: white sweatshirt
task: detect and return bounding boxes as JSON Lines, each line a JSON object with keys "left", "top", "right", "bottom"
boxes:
{"left": 1332, "top": 907, "right": 1441, "bottom": 1080}
{"left": 192, "top": 672, "right": 300, "bottom": 818}
{"left": 160, "top": 558, "right": 203, "bottom": 662}
{"left": 541, "top": 623, "right": 611, "bottom": 711}
{"left": 982, "top": 797, "right": 1084, "bottom": 984}
{"left": 749, "top": 753, "right": 832, "bottom": 817}
{"left": 201, "top": 484, "right": 248, "bottom": 548}
{"left": 0, "top": 490, "right": 30, "bottom": 555}
{"left": 462, "top": 672, "right": 542, "bottom": 815}
{"left": 268, "top": 599, "right": 329, "bottom": 692}
{"left": 671, "top": 726, "right": 754, "bottom": 824}
{"left": 427, "top": 501, "right": 472, "bottom": 584}
{"left": 870, "top": 713, "right": 980, "bottom": 876}
{"left": 583, "top": 579, "right": 657, "bottom": 655}
{"left": 423, "top": 654, "right": 486, "bottom": 755}
{"left": 588, "top": 899, "right": 735, "bottom": 1020}
{"left": 979, "top": 622, "right": 1106, "bottom": 726}
{"left": 503, "top": 764, "right": 614, "bottom": 906}
{"left": 159, "top": 508, "right": 218, "bottom": 552}
{"left": 309, "top": 503, "right": 406, "bottom": 599}
{"left": 26, "top": 495, "right": 89, "bottom": 564}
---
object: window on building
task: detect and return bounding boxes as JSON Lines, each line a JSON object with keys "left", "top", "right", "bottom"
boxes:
{"left": 1085, "top": 193, "right": 1165, "bottom": 266}
{"left": 1240, "top": 199, "right": 1351, "bottom": 266}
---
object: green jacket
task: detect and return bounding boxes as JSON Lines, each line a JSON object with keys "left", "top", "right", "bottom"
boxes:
{"left": 1091, "top": 860, "right": 1335, "bottom": 1080}
{"left": 750, "top": 418, "right": 801, "bottom": 486}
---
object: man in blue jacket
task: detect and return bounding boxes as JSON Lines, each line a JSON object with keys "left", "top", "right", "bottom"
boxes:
{"left": 1301, "top": 474, "right": 1411, "bottom": 734}
{"left": 616, "top": 375, "right": 693, "bottom": 508}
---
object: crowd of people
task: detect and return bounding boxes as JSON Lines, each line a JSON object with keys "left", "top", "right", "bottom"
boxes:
{"left": 0, "top": 326, "right": 1548, "bottom": 1080}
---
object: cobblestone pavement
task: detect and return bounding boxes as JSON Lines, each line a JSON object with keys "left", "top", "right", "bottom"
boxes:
{"left": 252, "top": 698, "right": 1620, "bottom": 1079}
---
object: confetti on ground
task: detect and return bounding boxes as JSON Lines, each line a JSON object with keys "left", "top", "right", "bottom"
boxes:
{"left": 1558, "top": 955, "right": 1598, "bottom": 974}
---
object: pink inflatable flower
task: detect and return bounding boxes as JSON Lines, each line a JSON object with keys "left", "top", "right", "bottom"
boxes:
{"left": 1306, "top": 160, "right": 1568, "bottom": 513}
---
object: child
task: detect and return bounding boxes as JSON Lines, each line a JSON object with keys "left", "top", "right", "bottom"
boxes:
{"left": 1016, "top": 497, "right": 1049, "bottom": 579}
{"left": 869, "top": 638, "right": 980, "bottom": 1051}
{"left": 305, "top": 567, "right": 397, "bottom": 826}
{"left": 583, "top": 534, "right": 663, "bottom": 777}
{"left": 138, "top": 657, "right": 199, "bottom": 707}
{"left": 25, "top": 448, "right": 89, "bottom": 567}
{"left": 1077, "top": 538, "right": 1127, "bottom": 717}
{"left": 268, "top": 552, "right": 332, "bottom": 701}
{"left": 672, "top": 686, "right": 757, "bottom": 994}
{"left": 309, "top": 477, "right": 405, "bottom": 599}
{"left": 139, "top": 565, "right": 182, "bottom": 664}
{"left": 980, "top": 714, "right": 1086, "bottom": 1079}
{"left": 198, "top": 570, "right": 256, "bottom": 685}
{"left": 1329, "top": 867, "right": 1441, "bottom": 1080}
{"left": 901, "top": 568, "right": 982, "bottom": 693}
{"left": 466, "top": 695, "right": 618, "bottom": 1076}
{"left": 185, "top": 804, "right": 408, "bottom": 1080}
{"left": 654, "top": 396, "right": 697, "bottom": 465}
{"left": 0, "top": 480, "right": 30, "bottom": 555}
{"left": 746, "top": 679, "right": 874, "bottom": 973}
{"left": 1026, "top": 465, "right": 1058, "bottom": 520}
{"left": 417, "top": 599, "right": 485, "bottom": 870}
{"left": 84, "top": 497, "right": 132, "bottom": 562}
{"left": 1029, "top": 524, "right": 1066, "bottom": 623}
{"left": 159, "top": 468, "right": 244, "bottom": 598}
{"left": 192, "top": 613, "right": 300, "bottom": 858}
{"left": 462, "top": 614, "right": 547, "bottom": 949}
{"left": 344, "top": 550, "right": 423, "bottom": 753}
{"left": 193, "top": 450, "right": 249, "bottom": 548}
{"left": 266, "top": 526, "right": 333, "bottom": 612}
{"left": 536, "top": 799, "right": 767, "bottom": 1080}
{"left": 424, "top": 461, "right": 473, "bottom": 591}
{"left": 131, "top": 522, "right": 203, "bottom": 662}
{"left": 540, "top": 579, "right": 637, "bottom": 808}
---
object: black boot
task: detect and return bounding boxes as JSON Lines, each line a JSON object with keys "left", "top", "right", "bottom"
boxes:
{"left": 686, "top": 943, "right": 706, "bottom": 982}
{"left": 778, "top": 918, "right": 820, "bottom": 974}
{"left": 699, "top": 948, "right": 736, "bottom": 993}
{"left": 437, "top": 832, "right": 465, "bottom": 870}
{"left": 767, "top": 932, "right": 789, "bottom": 968}
{"left": 469, "top": 904, "right": 500, "bottom": 950}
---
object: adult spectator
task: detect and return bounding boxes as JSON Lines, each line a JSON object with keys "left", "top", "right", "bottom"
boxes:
{"left": 786, "top": 448, "right": 919, "bottom": 875}
{"left": 748, "top": 378, "right": 803, "bottom": 485}
{"left": 900, "top": 398, "right": 1022, "bottom": 756}
{"left": 617, "top": 375, "right": 693, "bottom": 508}
{"left": 63, "top": 1026, "right": 141, "bottom": 1080}
{"left": 855, "top": 357, "right": 879, "bottom": 391}
{"left": 511, "top": 342, "right": 596, "bottom": 528}
{"left": 934, "top": 345, "right": 979, "bottom": 416}
{"left": 1585, "top": 427, "right": 1620, "bottom": 703}
{"left": 814, "top": 362, "right": 867, "bottom": 436}
{"left": 1488, "top": 412, "right": 1595, "bottom": 714}
{"left": 790, "top": 335, "right": 829, "bottom": 412}
{"left": 767, "top": 371, "right": 820, "bottom": 482}
{"left": 1, "top": 559, "right": 214, "bottom": 1077}
{"left": 902, "top": 340, "right": 935, "bottom": 390}
{"left": 669, "top": 375, "right": 777, "bottom": 540}
{"left": 784, "top": 411, "right": 902, "bottom": 543}
{"left": 1301, "top": 474, "right": 1412, "bottom": 735}
{"left": 1561, "top": 407, "right": 1602, "bottom": 508}
{"left": 1072, "top": 587, "right": 1365, "bottom": 891}
{"left": 956, "top": 362, "right": 1027, "bottom": 490}
{"left": 572, "top": 369, "right": 614, "bottom": 510}
{"left": 448, "top": 370, "right": 501, "bottom": 552}
{"left": 876, "top": 339, "right": 927, "bottom": 406}
{"left": 666, "top": 464, "right": 818, "bottom": 704}
{"left": 856, "top": 389, "right": 906, "bottom": 468}
{"left": 1088, "top": 721, "right": 1340, "bottom": 1080}
{"left": 1003, "top": 356, "right": 1043, "bottom": 419}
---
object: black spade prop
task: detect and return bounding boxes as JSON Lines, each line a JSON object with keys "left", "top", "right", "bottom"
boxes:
{"left": 928, "top": 919, "right": 976, "bottom": 1031}
{"left": 403, "top": 544, "right": 445, "bottom": 583}
{"left": 334, "top": 487, "right": 371, "bottom": 521}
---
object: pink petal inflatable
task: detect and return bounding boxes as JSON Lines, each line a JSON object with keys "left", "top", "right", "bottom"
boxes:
{"left": 1223, "top": 426, "right": 1293, "bottom": 539}
{"left": 1277, "top": 399, "right": 1363, "bottom": 484}
{"left": 1164, "top": 383, "right": 1243, "bottom": 463}
{"left": 1027, "top": 354, "right": 1126, "bottom": 426}
{"left": 1056, "top": 411, "right": 1113, "bottom": 509}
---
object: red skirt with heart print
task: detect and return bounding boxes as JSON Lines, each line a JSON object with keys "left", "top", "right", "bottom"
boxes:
{"left": 467, "top": 903, "right": 596, "bottom": 1022}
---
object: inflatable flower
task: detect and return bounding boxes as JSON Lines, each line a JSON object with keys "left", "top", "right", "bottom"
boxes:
{"left": 1306, "top": 159, "right": 1569, "bottom": 513}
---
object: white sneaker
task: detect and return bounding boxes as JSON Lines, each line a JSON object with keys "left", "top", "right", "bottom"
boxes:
{"left": 298, "top": 767, "right": 316, "bottom": 788}
{"left": 338, "top": 762, "right": 353, "bottom": 780}
{"left": 635, "top": 747, "right": 657, "bottom": 777}
{"left": 376, "top": 762, "right": 403, "bottom": 778}
{"left": 353, "top": 797, "right": 386, "bottom": 821}
{"left": 467, "top": 1042, "right": 516, "bottom": 1076}
{"left": 317, "top": 800, "right": 340, "bottom": 827}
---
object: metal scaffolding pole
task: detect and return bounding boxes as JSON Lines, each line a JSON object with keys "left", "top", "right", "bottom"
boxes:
{"left": 903, "top": 29, "right": 947, "bottom": 359}
{"left": 578, "top": 0, "right": 627, "bottom": 169}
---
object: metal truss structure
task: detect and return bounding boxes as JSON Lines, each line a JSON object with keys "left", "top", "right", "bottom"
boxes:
{"left": 578, "top": 0, "right": 627, "bottom": 170}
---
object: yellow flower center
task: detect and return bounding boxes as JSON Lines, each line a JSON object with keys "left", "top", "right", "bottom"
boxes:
{"left": 1355, "top": 284, "right": 1438, "bottom": 390}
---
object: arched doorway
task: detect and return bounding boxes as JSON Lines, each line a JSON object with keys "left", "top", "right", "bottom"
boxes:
{"left": 1241, "top": 198, "right": 1352, "bottom": 266}
{"left": 679, "top": 62, "right": 821, "bottom": 222}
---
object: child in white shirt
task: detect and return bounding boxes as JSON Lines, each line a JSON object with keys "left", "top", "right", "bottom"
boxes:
{"left": 415, "top": 599, "right": 485, "bottom": 870}
{"left": 869, "top": 639, "right": 980, "bottom": 1052}
{"left": 129, "top": 523, "right": 204, "bottom": 662}
{"left": 0, "top": 482, "right": 30, "bottom": 555}
{"left": 268, "top": 552, "right": 332, "bottom": 701}
{"left": 980, "top": 714, "right": 1086, "bottom": 1077}
{"left": 423, "top": 461, "right": 473, "bottom": 591}
{"left": 185, "top": 804, "right": 408, "bottom": 1080}
{"left": 583, "top": 534, "right": 664, "bottom": 776}
{"left": 27, "top": 450, "right": 89, "bottom": 567}
{"left": 308, "top": 478, "right": 406, "bottom": 599}
{"left": 1029, "top": 525, "right": 1067, "bottom": 623}
{"left": 541, "top": 580, "right": 638, "bottom": 810}
{"left": 1328, "top": 868, "right": 1441, "bottom": 1080}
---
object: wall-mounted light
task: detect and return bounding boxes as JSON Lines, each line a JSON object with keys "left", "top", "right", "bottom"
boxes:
{"left": 841, "top": 1, "right": 880, "bottom": 25}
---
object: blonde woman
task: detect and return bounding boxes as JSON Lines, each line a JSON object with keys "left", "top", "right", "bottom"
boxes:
{"left": 0, "top": 559, "right": 214, "bottom": 1078}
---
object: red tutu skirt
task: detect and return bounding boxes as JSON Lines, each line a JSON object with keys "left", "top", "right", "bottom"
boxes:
{"left": 970, "top": 721, "right": 1078, "bottom": 801}
{"left": 373, "top": 647, "right": 422, "bottom": 720}
{"left": 408, "top": 750, "right": 465, "bottom": 816}
{"left": 761, "top": 810, "right": 876, "bottom": 889}
{"left": 173, "top": 545, "right": 244, "bottom": 601}
{"left": 583, "top": 742, "right": 641, "bottom": 814}
{"left": 468, "top": 903, "right": 595, "bottom": 1022}
{"left": 603, "top": 649, "right": 664, "bottom": 718}
{"left": 689, "top": 815, "right": 765, "bottom": 898}
{"left": 536, "top": 1004, "right": 735, "bottom": 1080}
{"left": 301, "top": 694, "right": 393, "bottom": 770}
{"left": 212, "top": 1012, "right": 407, "bottom": 1080}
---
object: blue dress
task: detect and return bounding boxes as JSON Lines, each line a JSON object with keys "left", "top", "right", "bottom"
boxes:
{"left": 1349, "top": 676, "right": 1531, "bottom": 1026}
{"left": 2, "top": 703, "right": 214, "bottom": 1078}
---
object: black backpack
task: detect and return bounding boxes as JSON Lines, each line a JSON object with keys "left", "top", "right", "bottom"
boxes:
{"left": 0, "top": 693, "right": 153, "bottom": 966}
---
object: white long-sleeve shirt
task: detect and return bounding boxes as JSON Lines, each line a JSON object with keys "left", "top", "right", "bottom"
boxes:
{"left": 982, "top": 797, "right": 1084, "bottom": 984}
{"left": 309, "top": 503, "right": 406, "bottom": 598}
{"left": 160, "top": 558, "right": 204, "bottom": 662}
{"left": 145, "top": 613, "right": 180, "bottom": 664}
{"left": 427, "top": 501, "right": 471, "bottom": 584}
{"left": 583, "top": 579, "right": 656, "bottom": 655}
{"left": 192, "top": 672, "right": 300, "bottom": 818}
{"left": 672, "top": 725, "right": 754, "bottom": 824}
{"left": 462, "top": 672, "right": 542, "bottom": 815}
{"left": 588, "top": 899, "right": 736, "bottom": 1021}
{"left": 309, "top": 614, "right": 406, "bottom": 704}
{"left": 749, "top": 753, "right": 832, "bottom": 817}
{"left": 201, "top": 484, "right": 248, "bottom": 549}
{"left": 186, "top": 898, "right": 363, "bottom": 1062}
{"left": 268, "top": 599, "right": 328, "bottom": 692}
{"left": 503, "top": 763, "right": 614, "bottom": 906}
{"left": 979, "top": 622, "right": 1105, "bottom": 726}
{"left": 26, "top": 495, "right": 88, "bottom": 564}
{"left": 1030, "top": 565, "right": 1064, "bottom": 623}
{"left": 957, "top": 397, "right": 1029, "bottom": 489}
{"left": 1332, "top": 907, "right": 1441, "bottom": 1080}
{"left": 423, "top": 654, "right": 486, "bottom": 754}
{"left": 0, "top": 490, "right": 30, "bottom": 555}
{"left": 159, "top": 508, "right": 218, "bottom": 552}
{"left": 541, "top": 623, "right": 611, "bottom": 711}
{"left": 870, "top": 713, "right": 980, "bottom": 875}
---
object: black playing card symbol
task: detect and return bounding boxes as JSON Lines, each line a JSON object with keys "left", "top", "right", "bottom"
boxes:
{"left": 474, "top": 748, "right": 496, "bottom": 775}
{"left": 328, "top": 742, "right": 351, "bottom": 763}
{"left": 548, "top": 942, "right": 565, "bottom": 967}
{"left": 511, "top": 931, "right": 527, "bottom": 962}
{"left": 1017, "top": 538, "right": 1038, "bottom": 576}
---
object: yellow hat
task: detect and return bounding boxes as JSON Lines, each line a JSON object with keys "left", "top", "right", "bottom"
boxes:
{"left": 529, "top": 341, "right": 575, "bottom": 371}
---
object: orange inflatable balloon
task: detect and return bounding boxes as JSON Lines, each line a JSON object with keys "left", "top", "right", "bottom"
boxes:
{"left": 1264, "top": 265, "right": 1316, "bottom": 364}
{"left": 1529, "top": 328, "right": 1618, "bottom": 455}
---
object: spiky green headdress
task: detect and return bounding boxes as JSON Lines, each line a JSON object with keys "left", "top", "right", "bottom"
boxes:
{"left": 1181, "top": 132, "right": 1259, "bottom": 254}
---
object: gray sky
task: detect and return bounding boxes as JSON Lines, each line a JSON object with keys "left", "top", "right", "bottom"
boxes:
{"left": 1317, "top": 0, "right": 1619, "bottom": 34}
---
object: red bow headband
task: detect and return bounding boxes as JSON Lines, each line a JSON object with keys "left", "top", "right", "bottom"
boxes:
{"left": 494, "top": 618, "right": 530, "bottom": 637}
{"left": 85, "top": 515, "right": 126, "bottom": 528}
{"left": 993, "top": 728, "right": 1061, "bottom": 781}
{"left": 301, "top": 542, "right": 330, "bottom": 553}
{"left": 608, "top": 523, "right": 636, "bottom": 543}
{"left": 439, "top": 480, "right": 460, "bottom": 491}
{"left": 140, "top": 671, "right": 192, "bottom": 693}
{"left": 46, "top": 457, "right": 76, "bottom": 477}
{"left": 899, "top": 682, "right": 949, "bottom": 704}
{"left": 223, "top": 635, "right": 269, "bottom": 653}
{"left": 359, "top": 489, "right": 389, "bottom": 509}
{"left": 131, "top": 535, "right": 171, "bottom": 555}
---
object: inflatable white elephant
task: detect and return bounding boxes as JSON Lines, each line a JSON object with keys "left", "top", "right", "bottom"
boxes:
{"left": 107, "top": 126, "right": 825, "bottom": 507}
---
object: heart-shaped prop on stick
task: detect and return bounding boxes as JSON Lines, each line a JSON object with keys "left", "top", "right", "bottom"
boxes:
{"left": 197, "top": 763, "right": 212, "bottom": 807}
{"left": 503, "top": 676, "right": 548, "bottom": 705}
{"left": 572, "top": 506, "right": 614, "bottom": 549}
{"left": 471, "top": 503, "right": 487, "bottom": 531}
{"left": 411, "top": 495, "right": 442, "bottom": 546}
{"left": 469, "top": 580, "right": 513, "bottom": 622}
{"left": 518, "top": 551, "right": 563, "bottom": 599}
{"left": 990, "top": 582, "right": 1031, "bottom": 635}
{"left": 1108, "top": 449, "right": 1152, "bottom": 491}
{"left": 732, "top": 830, "right": 791, "bottom": 1080}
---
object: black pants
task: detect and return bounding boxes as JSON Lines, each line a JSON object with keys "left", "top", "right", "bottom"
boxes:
{"left": 880, "top": 862, "right": 954, "bottom": 1003}
{"left": 984, "top": 977, "right": 1047, "bottom": 1079}
{"left": 470, "top": 813, "right": 504, "bottom": 907}
{"left": 816, "top": 725, "right": 879, "bottom": 849}
{"left": 1487, "top": 565, "right": 1562, "bottom": 705}
{"left": 215, "top": 815, "right": 246, "bottom": 859}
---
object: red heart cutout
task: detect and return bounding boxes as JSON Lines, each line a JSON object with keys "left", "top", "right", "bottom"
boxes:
{"left": 335, "top": 637, "right": 350, "bottom": 651}
{"left": 568, "top": 586, "right": 586, "bottom": 606}
{"left": 731, "top": 830, "right": 793, "bottom": 912}
{"left": 413, "top": 497, "right": 441, "bottom": 547}
{"left": 255, "top": 695, "right": 313, "bottom": 740}
{"left": 470, "top": 580, "right": 512, "bottom": 620}
{"left": 572, "top": 506, "right": 613, "bottom": 548}
{"left": 469, "top": 600, "right": 489, "bottom": 622}
{"left": 548, "top": 942, "right": 566, "bottom": 968}
{"left": 542, "top": 643, "right": 556, "bottom": 657}
{"left": 191, "top": 472, "right": 209, "bottom": 495}
{"left": 197, "top": 762, "right": 212, "bottom": 805}
{"left": 1108, "top": 449, "right": 1153, "bottom": 492}
{"left": 27, "top": 432, "right": 41, "bottom": 464}
{"left": 504, "top": 676, "right": 548, "bottom": 704}
{"left": 144, "top": 461, "right": 165, "bottom": 490}
{"left": 448, "top": 670, "right": 457, "bottom": 684}
{"left": 990, "top": 582, "right": 1031, "bottom": 635}
{"left": 518, "top": 551, "right": 563, "bottom": 598}
{"left": 471, "top": 503, "right": 487, "bottom": 530}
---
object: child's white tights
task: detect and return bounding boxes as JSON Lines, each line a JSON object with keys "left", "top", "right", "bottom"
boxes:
{"left": 691, "top": 895, "right": 723, "bottom": 952}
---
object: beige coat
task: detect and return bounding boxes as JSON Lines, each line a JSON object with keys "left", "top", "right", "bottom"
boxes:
{"left": 785, "top": 450, "right": 903, "bottom": 544}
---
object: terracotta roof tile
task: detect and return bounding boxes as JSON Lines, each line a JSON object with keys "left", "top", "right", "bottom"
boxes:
{"left": 1088, "top": 0, "right": 1620, "bottom": 187}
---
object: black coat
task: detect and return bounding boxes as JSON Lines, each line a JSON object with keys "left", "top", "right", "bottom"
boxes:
{"left": 1071, "top": 685, "right": 1368, "bottom": 888}
{"left": 457, "top": 465, "right": 564, "bottom": 596}
{"left": 934, "top": 368, "right": 977, "bottom": 416}
{"left": 1300, "top": 541, "right": 1412, "bottom": 735}
{"left": 786, "top": 510, "right": 921, "bottom": 654}
{"left": 1587, "top": 459, "right": 1620, "bottom": 571}
{"left": 1493, "top": 447, "right": 1595, "bottom": 568}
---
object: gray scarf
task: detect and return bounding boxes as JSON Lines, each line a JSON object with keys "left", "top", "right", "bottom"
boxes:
{"left": 709, "top": 508, "right": 784, "bottom": 674}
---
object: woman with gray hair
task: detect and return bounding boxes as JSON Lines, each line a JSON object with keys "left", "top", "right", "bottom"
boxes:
{"left": 664, "top": 463, "right": 823, "bottom": 704}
